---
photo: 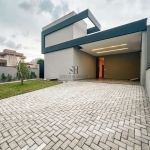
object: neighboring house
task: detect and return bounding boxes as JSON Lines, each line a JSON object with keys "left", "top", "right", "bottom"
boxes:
{"left": 27, "top": 58, "right": 42, "bottom": 68}
{"left": 0, "top": 49, "right": 26, "bottom": 66}
{"left": 41, "top": 9, "right": 150, "bottom": 86}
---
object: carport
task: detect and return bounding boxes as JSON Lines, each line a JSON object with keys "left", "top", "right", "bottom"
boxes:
{"left": 80, "top": 32, "right": 142, "bottom": 82}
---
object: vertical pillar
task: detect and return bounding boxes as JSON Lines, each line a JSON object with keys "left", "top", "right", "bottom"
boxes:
{"left": 96, "top": 57, "right": 99, "bottom": 78}
{"left": 140, "top": 31, "right": 147, "bottom": 86}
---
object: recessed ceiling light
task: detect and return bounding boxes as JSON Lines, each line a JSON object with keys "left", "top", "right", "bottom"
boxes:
{"left": 97, "top": 48, "right": 128, "bottom": 54}
{"left": 92, "top": 44, "right": 127, "bottom": 51}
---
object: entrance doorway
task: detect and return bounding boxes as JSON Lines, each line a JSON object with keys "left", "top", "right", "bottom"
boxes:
{"left": 99, "top": 57, "right": 104, "bottom": 78}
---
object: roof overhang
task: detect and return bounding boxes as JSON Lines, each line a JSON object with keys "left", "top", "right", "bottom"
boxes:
{"left": 80, "top": 32, "right": 142, "bottom": 57}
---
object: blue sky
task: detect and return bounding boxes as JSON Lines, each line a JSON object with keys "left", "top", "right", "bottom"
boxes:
{"left": 0, "top": 0, "right": 149, "bottom": 61}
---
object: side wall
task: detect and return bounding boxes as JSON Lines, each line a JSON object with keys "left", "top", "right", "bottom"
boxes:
{"left": 146, "top": 68, "right": 150, "bottom": 99}
{"left": 73, "top": 48, "right": 96, "bottom": 79}
{"left": 44, "top": 48, "right": 74, "bottom": 80}
{"left": 0, "top": 67, "right": 39, "bottom": 79}
{"left": 147, "top": 25, "right": 150, "bottom": 69}
{"left": 104, "top": 52, "right": 140, "bottom": 80}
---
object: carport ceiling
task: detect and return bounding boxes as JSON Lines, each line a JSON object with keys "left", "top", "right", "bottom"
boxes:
{"left": 80, "top": 32, "right": 142, "bottom": 57}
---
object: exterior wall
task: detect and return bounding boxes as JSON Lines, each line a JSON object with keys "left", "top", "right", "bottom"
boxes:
{"left": 146, "top": 68, "right": 150, "bottom": 99}
{"left": 141, "top": 31, "right": 147, "bottom": 86}
{"left": 73, "top": 48, "right": 96, "bottom": 79}
{"left": 44, "top": 48, "right": 74, "bottom": 80}
{"left": 147, "top": 25, "right": 150, "bottom": 69}
{"left": 104, "top": 52, "right": 140, "bottom": 80}
{"left": 0, "top": 66, "right": 39, "bottom": 79}
{"left": 45, "top": 25, "right": 73, "bottom": 48}
{"left": 44, "top": 20, "right": 87, "bottom": 48}
{"left": 73, "top": 20, "right": 87, "bottom": 39}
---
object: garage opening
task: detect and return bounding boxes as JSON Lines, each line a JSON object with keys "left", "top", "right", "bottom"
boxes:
{"left": 79, "top": 32, "right": 142, "bottom": 82}
{"left": 98, "top": 52, "right": 140, "bottom": 80}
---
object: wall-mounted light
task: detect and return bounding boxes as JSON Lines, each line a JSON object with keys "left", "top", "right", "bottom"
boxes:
{"left": 92, "top": 44, "right": 127, "bottom": 51}
{"left": 97, "top": 48, "right": 128, "bottom": 54}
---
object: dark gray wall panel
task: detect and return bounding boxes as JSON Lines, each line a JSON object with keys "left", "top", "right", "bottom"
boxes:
{"left": 104, "top": 52, "right": 140, "bottom": 80}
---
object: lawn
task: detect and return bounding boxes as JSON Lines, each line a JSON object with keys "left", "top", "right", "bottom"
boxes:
{"left": 0, "top": 80, "right": 62, "bottom": 100}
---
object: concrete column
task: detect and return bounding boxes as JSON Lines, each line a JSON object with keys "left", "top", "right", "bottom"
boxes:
{"left": 140, "top": 31, "right": 147, "bottom": 86}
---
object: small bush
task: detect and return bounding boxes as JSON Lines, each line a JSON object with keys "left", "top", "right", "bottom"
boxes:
{"left": 1, "top": 73, "right": 7, "bottom": 81}
{"left": 7, "top": 74, "right": 12, "bottom": 81}
{"left": 30, "top": 72, "right": 37, "bottom": 79}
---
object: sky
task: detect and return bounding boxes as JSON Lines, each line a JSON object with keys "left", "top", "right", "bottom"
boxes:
{"left": 0, "top": 0, "right": 150, "bottom": 62}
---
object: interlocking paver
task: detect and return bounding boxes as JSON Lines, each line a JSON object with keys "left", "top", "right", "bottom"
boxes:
{"left": 0, "top": 81, "right": 149, "bottom": 150}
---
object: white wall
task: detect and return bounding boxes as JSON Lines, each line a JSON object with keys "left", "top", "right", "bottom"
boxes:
{"left": 0, "top": 66, "right": 39, "bottom": 79}
{"left": 140, "top": 31, "right": 147, "bottom": 86}
{"left": 73, "top": 48, "right": 96, "bottom": 79}
{"left": 147, "top": 26, "right": 150, "bottom": 69}
{"left": 44, "top": 48, "right": 74, "bottom": 80}
{"left": 146, "top": 68, "right": 150, "bottom": 99}
{"left": 45, "top": 25, "right": 73, "bottom": 48}
{"left": 73, "top": 20, "right": 87, "bottom": 39}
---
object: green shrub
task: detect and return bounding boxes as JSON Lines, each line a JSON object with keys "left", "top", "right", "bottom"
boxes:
{"left": 1, "top": 73, "right": 7, "bottom": 81}
{"left": 30, "top": 72, "right": 37, "bottom": 79}
{"left": 7, "top": 74, "right": 12, "bottom": 81}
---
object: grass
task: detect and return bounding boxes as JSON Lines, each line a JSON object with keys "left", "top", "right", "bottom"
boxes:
{"left": 0, "top": 79, "right": 62, "bottom": 100}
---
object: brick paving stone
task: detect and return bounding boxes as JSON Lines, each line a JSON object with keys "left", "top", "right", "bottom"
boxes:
{"left": 114, "top": 139, "right": 126, "bottom": 148}
{"left": 85, "top": 136, "right": 93, "bottom": 146}
{"left": 17, "top": 139, "right": 26, "bottom": 148}
{"left": 43, "top": 141, "right": 55, "bottom": 150}
{"left": 0, "top": 81, "right": 149, "bottom": 150}
{"left": 9, "top": 141, "right": 18, "bottom": 149}
{"left": 36, "top": 143, "right": 46, "bottom": 150}
{"left": 42, "top": 136, "right": 50, "bottom": 144}
{"left": 91, "top": 143, "right": 103, "bottom": 150}
{"left": 21, "top": 145, "right": 29, "bottom": 150}
{"left": 0, "top": 142, "right": 9, "bottom": 150}
{"left": 61, "top": 139, "right": 71, "bottom": 149}
{"left": 26, "top": 138, "right": 35, "bottom": 147}
{"left": 99, "top": 141, "right": 111, "bottom": 150}
{"left": 74, "top": 145, "right": 82, "bottom": 150}
{"left": 77, "top": 137, "right": 86, "bottom": 147}
{"left": 93, "top": 135, "right": 101, "bottom": 144}
{"left": 69, "top": 139, "right": 79, "bottom": 148}
{"left": 82, "top": 144, "right": 93, "bottom": 150}
{"left": 106, "top": 140, "right": 119, "bottom": 149}
{"left": 134, "top": 144, "right": 142, "bottom": 150}
{"left": 34, "top": 137, "right": 43, "bottom": 146}
{"left": 52, "top": 141, "right": 63, "bottom": 150}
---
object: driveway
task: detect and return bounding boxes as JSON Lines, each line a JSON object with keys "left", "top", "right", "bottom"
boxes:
{"left": 0, "top": 81, "right": 150, "bottom": 150}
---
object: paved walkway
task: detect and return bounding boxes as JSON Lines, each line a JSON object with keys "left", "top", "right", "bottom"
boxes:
{"left": 0, "top": 81, "right": 150, "bottom": 150}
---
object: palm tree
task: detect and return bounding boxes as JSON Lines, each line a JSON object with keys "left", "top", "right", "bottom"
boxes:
{"left": 14, "top": 61, "right": 30, "bottom": 85}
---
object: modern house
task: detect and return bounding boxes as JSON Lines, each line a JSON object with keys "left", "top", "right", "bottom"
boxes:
{"left": 41, "top": 9, "right": 150, "bottom": 86}
{"left": 0, "top": 49, "right": 26, "bottom": 66}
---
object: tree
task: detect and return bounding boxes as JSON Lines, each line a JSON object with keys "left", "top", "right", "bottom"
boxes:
{"left": 37, "top": 59, "right": 44, "bottom": 64}
{"left": 14, "top": 61, "right": 30, "bottom": 85}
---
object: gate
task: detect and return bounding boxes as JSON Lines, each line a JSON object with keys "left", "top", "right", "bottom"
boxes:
{"left": 39, "top": 63, "right": 44, "bottom": 78}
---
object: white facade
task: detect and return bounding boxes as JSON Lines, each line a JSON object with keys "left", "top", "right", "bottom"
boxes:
{"left": 44, "top": 12, "right": 90, "bottom": 80}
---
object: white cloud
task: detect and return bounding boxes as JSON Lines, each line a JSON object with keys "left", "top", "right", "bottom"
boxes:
{"left": 0, "top": 0, "right": 149, "bottom": 62}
